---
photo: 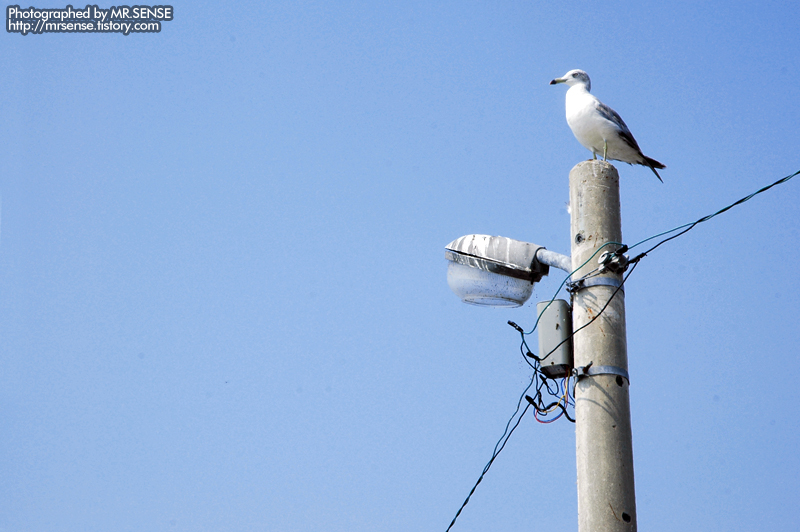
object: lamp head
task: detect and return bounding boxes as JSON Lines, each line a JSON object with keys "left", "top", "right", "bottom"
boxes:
{"left": 444, "top": 234, "right": 549, "bottom": 307}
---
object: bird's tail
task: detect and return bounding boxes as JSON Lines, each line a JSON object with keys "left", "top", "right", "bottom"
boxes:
{"left": 643, "top": 156, "right": 665, "bottom": 183}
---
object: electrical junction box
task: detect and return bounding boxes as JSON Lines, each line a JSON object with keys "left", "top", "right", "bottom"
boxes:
{"left": 537, "top": 299, "right": 573, "bottom": 379}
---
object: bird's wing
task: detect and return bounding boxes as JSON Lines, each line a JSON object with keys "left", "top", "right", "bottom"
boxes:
{"left": 594, "top": 100, "right": 630, "bottom": 133}
{"left": 594, "top": 100, "right": 644, "bottom": 154}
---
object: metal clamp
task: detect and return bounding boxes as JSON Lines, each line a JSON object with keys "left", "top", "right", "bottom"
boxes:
{"left": 567, "top": 276, "right": 624, "bottom": 294}
{"left": 597, "top": 251, "right": 629, "bottom": 274}
{"left": 573, "top": 362, "right": 630, "bottom": 384}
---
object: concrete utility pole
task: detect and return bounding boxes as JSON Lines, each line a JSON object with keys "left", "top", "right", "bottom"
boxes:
{"left": 569, "top": 160, "right": 637, "bottom": 531}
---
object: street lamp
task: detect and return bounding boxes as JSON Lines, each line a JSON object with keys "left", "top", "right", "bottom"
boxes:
{"left": 444, "top": 234, "right": 571, "bottom": 307}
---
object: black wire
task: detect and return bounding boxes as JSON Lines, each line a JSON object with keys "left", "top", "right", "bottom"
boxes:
{"left": 444, "top": 383, "right": 533, "bottom": 532}
{"left": 514, "top": 259, "right": 640, "bottom": 426}
{"left": 531, "top": 260, "right": 639, "bottom": 372}
{"left": 520, "top": 344, "right": 537, "bottom": 371}
{"left": 526, "top": 169, "right": 800, "bottom": 370}
{"left": 542, "top": 376, "right": 559, "bottom": 396}
{"left": 491, "top": 377, "right": 535, "bottom": 458}
{"left": 525, "top": 395, "right": 576, "bottom": 423}
{"left": 630, "top": 168, "right": 800, "bottom": 258}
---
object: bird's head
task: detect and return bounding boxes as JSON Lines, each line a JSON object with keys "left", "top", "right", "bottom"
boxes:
{"left": 550, "top": 69, "right": 591, "bottom": 91}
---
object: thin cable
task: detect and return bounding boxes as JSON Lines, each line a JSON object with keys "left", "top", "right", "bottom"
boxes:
{"left": 529, "top": 396, "right": 575, "bottom": 423}
{"left": 628, "top": 168, "right": 800, "bottom": 254}
{"left": 522, "top": 241, "right": 623, "bottom": 336}
{"left": 522, "top": 168, "right": 800, "bottom": 424}
{"left": 491, "top": 377, "right": 535, "bottom": 458}
{"left": 541, "top": 260, "right": 640, "bottom": 365}
{"left": 444, "top": 376, "right": 535, "bottom": 532}
{"left": 511, "top": 240, "right": 625, "bottom": 369}
{"left": 534, "top": 169, "right": 800, "bottom": 367}
{"left": 534, "top": 406, "right": 563, "bottom": 423}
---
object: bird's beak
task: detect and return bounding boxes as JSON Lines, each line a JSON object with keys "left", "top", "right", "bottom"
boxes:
{"left": 550, "top": 78, "right": 565, "bottom": 85}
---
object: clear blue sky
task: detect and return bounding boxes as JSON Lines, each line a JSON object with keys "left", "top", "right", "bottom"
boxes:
{"left": 2, "top": 1, "right": 799, "bottom": 531}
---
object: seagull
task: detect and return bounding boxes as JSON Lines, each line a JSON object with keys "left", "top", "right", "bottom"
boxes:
{"left": 550, "top": 69, "right": 665, "bottom": 182}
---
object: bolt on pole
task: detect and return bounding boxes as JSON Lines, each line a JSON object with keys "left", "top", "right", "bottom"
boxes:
{"left": 569, "top": 160, "right": 637, "bottom": 531}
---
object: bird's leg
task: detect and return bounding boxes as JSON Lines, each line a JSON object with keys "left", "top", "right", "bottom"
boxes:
{"left": 603, "top": 140, "right": 608, "bottom": 161}
{"left": 592, "top": 151, "right": 597, "bottom": 160}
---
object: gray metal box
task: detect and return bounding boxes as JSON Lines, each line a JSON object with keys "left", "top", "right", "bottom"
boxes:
{"left": 537, "top": 299, "right": 573, "bottom": 378}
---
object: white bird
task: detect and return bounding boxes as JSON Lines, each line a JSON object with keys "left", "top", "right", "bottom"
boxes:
{"left": 550, "top": 69, "right": 665, "bottom": 182}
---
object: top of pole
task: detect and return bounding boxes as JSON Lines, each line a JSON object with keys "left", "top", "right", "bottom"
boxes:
{"left": 569, "top": 160, "right": 622, "bottom": 279}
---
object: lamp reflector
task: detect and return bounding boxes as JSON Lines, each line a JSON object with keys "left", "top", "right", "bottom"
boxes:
{"left": 446, "top": 261, "right": 534, "bottom": 307}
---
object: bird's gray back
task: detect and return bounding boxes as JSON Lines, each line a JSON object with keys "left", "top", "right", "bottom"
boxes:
{"left": 594, "top": 100, "right": 631, "bottom": 135}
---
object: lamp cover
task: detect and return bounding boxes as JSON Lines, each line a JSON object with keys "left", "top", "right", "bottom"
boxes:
{"left": 444, "top": 234, "right": 548, "bottom": 307}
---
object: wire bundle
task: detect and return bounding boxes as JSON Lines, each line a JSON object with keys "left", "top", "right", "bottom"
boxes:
{"left": 528, "top": 375, "right": 574, "bottom": 424}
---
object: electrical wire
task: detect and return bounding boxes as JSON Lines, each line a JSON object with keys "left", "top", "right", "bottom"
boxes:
{"left": 512, "top": 241, "right": 625, "bottom": 368}
{"left": 519, "top": 168, "right": 800, "bottom": 377}
{"left": 521, "top": 241, "right": 623, "bottom": 336}
{"left": 521, "top": 168, "right": 799, "bottom": 421}
{"left": 445, "top": 355, "right": 582, "bottom": 528}
{"left": 627, "top": 168, "right": 800, "bottom": 257}
{"left": 444, "top": 375, "right": 535, "bottom": 532}
{"left": 524, "top": 259, "right": 638, "bottom": 425}
{"left": 542, "top": 260, "right": 639, "bottom": 365}
{"left": 531, "top": 383, "right": 571, "bottom": 423}
{"left": 517, "top": 168, "right": 800, "bottom": 428}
